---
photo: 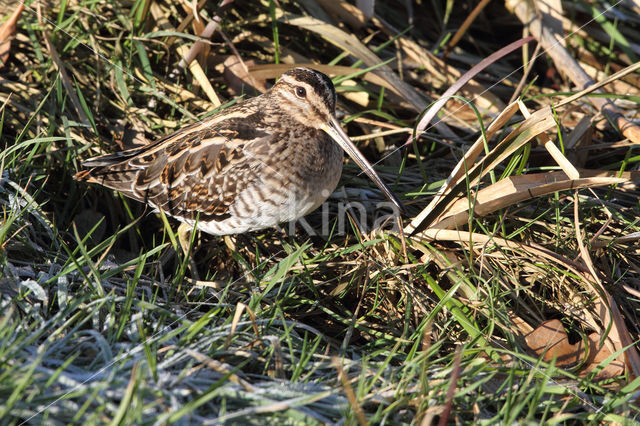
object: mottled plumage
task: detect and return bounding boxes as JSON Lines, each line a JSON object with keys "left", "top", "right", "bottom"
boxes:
{"left": 76, "top": 67, "right": 402, "bottom": 235}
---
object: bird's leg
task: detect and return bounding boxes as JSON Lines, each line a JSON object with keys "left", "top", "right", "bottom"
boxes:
{"left": 178, "top": 222, "right": 200, "bottom": 281}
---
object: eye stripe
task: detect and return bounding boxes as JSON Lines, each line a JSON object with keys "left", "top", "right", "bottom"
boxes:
{"left": 279, "top": 69, "right": 335, "bottom": 105}
{"left": 276, "top": 68, "right": 337, "bottom": 115}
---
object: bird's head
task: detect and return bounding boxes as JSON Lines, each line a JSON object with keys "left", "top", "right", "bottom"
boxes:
{"left": 271, "top": 67, "right": 405, "bottom": 215}
{"left": 272, "top": 67, "right": 337, "bottom": 129}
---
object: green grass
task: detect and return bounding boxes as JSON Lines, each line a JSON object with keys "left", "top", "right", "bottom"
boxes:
{"left": 2, "top": 0, "right": 640, "bottom": 424}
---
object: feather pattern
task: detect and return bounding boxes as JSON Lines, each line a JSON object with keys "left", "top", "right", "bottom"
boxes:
{"left": 76, "top": 68, "right": 350, "bottom": 235}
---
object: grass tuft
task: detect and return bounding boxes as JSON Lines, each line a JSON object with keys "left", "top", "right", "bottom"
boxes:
{"left": 2, "top": 0, "right": 640, "bottom": 423}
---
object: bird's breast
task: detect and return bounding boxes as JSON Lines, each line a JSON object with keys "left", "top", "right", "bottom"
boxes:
{"left": 282, "top": 128, "right": 343, "bottom": 215}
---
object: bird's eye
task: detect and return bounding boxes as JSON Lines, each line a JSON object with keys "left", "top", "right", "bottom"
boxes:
{"left": 295, "top": 86, "right": 306, "bottom": 98}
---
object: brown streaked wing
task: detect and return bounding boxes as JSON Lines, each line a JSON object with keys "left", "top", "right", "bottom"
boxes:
{"left": 79, "top": 110, "right": 277, "bottom": 222}
{"left": 138, "top": 137, "right": 268, "bottom": 221}
{"left": 80, "top": 101, "right": 259, "bottom": 169}
{"left": 80, "top": 139, "right": 259, "bottom": 221}
{"left": 136, "top": 111, "right": 275, "bottom": 221}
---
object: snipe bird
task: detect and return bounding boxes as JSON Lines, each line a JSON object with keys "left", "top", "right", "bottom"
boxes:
{"left": 75, "top": 67, "right": 403, "bottom": 235}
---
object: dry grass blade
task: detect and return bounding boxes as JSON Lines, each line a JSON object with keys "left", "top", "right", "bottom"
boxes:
{"left": 438, "top": 346, "right": 463, "bottom": 426}
{"left": 444, "top": 0, "right": 492, "bottom": 56}
{"left": 314, "top": 0, "right": 368, "bottom": 29}
{"left": 394, "top": 36, "right": 504, "bottom": 113}
{"left": 0, "top": 92, "right": 10, "bottom": 115}
{"left": 175, "top": 0, "right": 233, "bottom": 70}
{"left": 573, "top": 192, "right": 640, "bottom": 378}
{"left": 148, "top": 3, "right": 221, "bottom": 107}
{"left": 132, "top": 68, "right": 214, "bottom": 112}
{"left": 413, "top": 229, "right": 589, "bottom": 278}
{"left": 405, "top": 101, "right": 520, "bottom": 234}
{"left": 281, "top": 14, "right": 427, "bottom": 112}
{"left": 0, "top": 4, "right": 23, "bottom": 68}
{"left": 332, "top": 356, "right": 368, "bottom": 426}
{"left": 182, "top": 50, "right": 222, "bottom": 107}
{"left": 249, "top": 63, "right": 400, "bottom": 95}
{"left": 431, "top": 172, "right": 626, "bottom": 230}
{"left": 406, "top": 105, "right": 557, "bottom": 234}
{"left": 417, "top": 214, "right": 640, "bottom": 381}
{"left": 404, "top": 36, "right": 534, "bottom": 148}
{"left": 507, "top": 0, "right": 640, "bottom": 143}
{"left": 5, "top": 1, "right": 640, "bottom": 422}
{"left": 224, "top": 302, "right": 247, "bottom": 350}
{"left": 518, "top": 100, "right": 580, "bottom": 179}
{"left": 555, "top": 60, "right": 640, "bottom": 109}
{"left": 355, "top": 0, "right": 374, "bottom": 20}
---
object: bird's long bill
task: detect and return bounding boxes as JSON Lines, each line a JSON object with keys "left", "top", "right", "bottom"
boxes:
{"left": 322, "top": 117, "right": 405, "bottom": 214}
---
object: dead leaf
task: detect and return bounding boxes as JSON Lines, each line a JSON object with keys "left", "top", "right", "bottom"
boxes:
{"left": 525, "top": 319, "right": 580, "bottom": 367}
{"left": 524, "top": 321, "right": 625, "bottom": 380}
{"left": 0, "top": 4, "right": 24, "bottom": 69}
{"left": 577, "top": 332, "right": 625, "bottom": 380}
